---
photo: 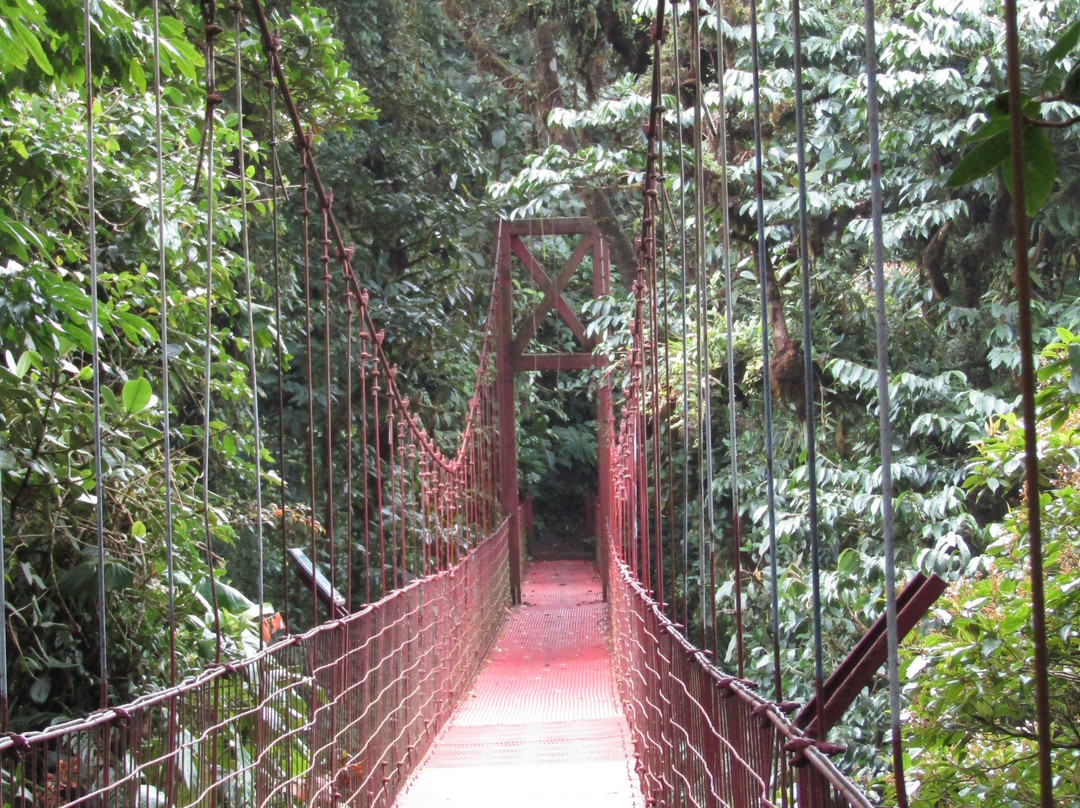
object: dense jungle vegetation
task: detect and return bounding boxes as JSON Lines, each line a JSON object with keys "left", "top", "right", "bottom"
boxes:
{"left": 1, "top": 0, "right": 1079, "bottom": 804}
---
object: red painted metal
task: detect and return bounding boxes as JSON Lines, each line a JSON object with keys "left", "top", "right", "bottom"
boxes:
{"left": 0, "top": 527, "right": 509, "bottom": 808}
{"left": 493, "top": 217, "right": 612, "bottom": 607}
{"left": 395, "top": 561, "right": 643, "bottom": 808}
{"left": 606, "top": 541, "right": 874, "bottom": 808}
{"left": 495, "top": 219, "right": 522, "bottom": 604}
{"left": 796, "top": 572, "right": 947, "bottom": 738}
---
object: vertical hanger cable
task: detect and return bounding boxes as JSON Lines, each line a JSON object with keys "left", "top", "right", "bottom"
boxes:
{"left": 792, "top": 0, "right": 826, "bottom": 735}
{"left": 748, "top": 0, "right": 784, "bottom": 702}
{"left": 84, "top": 0, "right": 110, "bottom": 708}
{"left": 714, "top": 0, "right": 745, "bottom": 679}
{"left": 152, "top": 0, "right": 177, "bottom": 679}
{"left": 862, "top": 0, "right": 906, "bottom": 800}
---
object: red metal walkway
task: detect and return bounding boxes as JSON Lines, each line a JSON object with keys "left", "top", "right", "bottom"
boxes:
{"left": 394, "top": 560, "right": 644, "bottom": 807}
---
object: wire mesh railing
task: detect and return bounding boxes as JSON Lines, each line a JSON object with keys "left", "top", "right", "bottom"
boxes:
{"left": 607, "top": 546, "right": 871, "bottom": 808}
{"left": 0, "top": 522, "right": 509, "bottom": 808}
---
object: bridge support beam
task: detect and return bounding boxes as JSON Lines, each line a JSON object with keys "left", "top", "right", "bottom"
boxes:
{"left": 493, "top": 218, "right": 611, "bottom": 606}
{"left": 495, "top": 219, "right": 522, "bottom": 604}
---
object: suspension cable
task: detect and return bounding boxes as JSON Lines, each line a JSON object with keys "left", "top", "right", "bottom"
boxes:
{"left": 792, "top": 0, "right": 826, "bottom": 736}
{"left": 359, "top": 319, "right": 372, "bottom": 602}
{"left": 299, "top": 138, "right": 318, "bottom": 626}
{"left": 714, "top": 0, "right": 745, "bottom": 680}
{"left": 264, "top": 27, "right": 290, "bottom": 630}
{"left": 670, "top": 1, "right": 693, "bottom": 633}
{"left": 748, "top": 0, "right": 783, "bottom": 703}
{"left": 345, "top": 289, "right": 355, "bottom": 612}
{"left": 233, "top": 0, "right": 266, "bottom": 646}
{"left": 1003, "top": 1, "right": 1052, "bottom": 804}
{"left": 151, "top": 0, "right": 176, "bottom": 683}
{"left": 862, "top": 0, "right": 906, "bottom": 801}
{"left": 199, "top": 0, "right": 224, "bottom": 662}
{"left": 83, "top": 0, "right": 109, "bottom": 708}
{"left": 659, "top": 116, "right": 680, "bottom": 625}
{"left": 319, "top": 192, "right": 336, "bottom": 610}
{"left": 691, "top": 0, "right": 718, "bottom": 655}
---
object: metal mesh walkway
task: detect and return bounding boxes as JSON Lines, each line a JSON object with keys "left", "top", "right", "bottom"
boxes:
{"left": 393, "top": 560, "right": 644, "bottom": 807}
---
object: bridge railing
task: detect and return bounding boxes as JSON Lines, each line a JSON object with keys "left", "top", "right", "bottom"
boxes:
{"left": 607, "top": 544, "right": 873, "bottom": 808}
{"left": 0, "top": 523, "right": 508, "bottom": 808}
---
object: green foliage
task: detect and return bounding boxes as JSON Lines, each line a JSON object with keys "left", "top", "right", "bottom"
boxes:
{"left": 947, "top": 18, "right": 1080, "bottom": 216}
{"left": 0, "top": 0, "right": 373, "bottom": 727}
{"left": 904, "top": 331, "right": 1080, "bottom": 806}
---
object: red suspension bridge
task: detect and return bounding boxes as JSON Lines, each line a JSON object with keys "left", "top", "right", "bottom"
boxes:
{"left": 0, "top": 0, "right": 1056, "bottom": 805}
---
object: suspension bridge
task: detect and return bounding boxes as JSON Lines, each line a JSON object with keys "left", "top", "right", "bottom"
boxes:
{"left": 0, "top": 0, "right": 1058, "bottom": 805}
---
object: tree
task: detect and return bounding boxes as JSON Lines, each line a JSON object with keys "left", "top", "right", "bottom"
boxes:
{"left": 0, "top": 0, "right": 372, "bottom": 725}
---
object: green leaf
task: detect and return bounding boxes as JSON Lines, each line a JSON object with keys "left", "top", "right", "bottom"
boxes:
{"left": 1068, "top": 343, "right": 1080, "bottom": 395}
{"left": 121, "top": 377, "right": 155, "bottom": 414}
{"left": 103, "top": 562, "right": 134, "bottom": 592}
{"left": 129, "top": 58, "right": 146, "bottom": 94}
{"left": 946, "top": 131, "right": 1009, "bottom": 187}
{"left": 10, "top": 19, "right": 53, "bottom": 76}
{"left": 969, "top": 115, "right": 1011, "bottom": 142}
{"left": 14, "top": 351, "right": 34, "bottom": 379}
{"left": 1046, "top": 20, "right": 1080, "bottom": 64}
{"left": 1002, "top": 126, "right": 1056, "bottom": 217}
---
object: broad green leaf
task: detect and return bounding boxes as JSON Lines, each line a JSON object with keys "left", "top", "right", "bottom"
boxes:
{"left": 14, "top": 351, "right": 33, "bottom": 379}
{"left": 129, "top": 58, "right": 146, "bottom": 94}
{"left": 969, "top": 116, "right": 1010, "bottom": 142}
{"left": 1046, "top": 20, "right": 1080, "bottom": 64}
{"left": 121, "top": 377, "right": 154, "bottom": 414}
{"left": 946, "top": 130, "right": 1009, "bottom": 187}
{"left": 1002, "top": 127, "right": 1056, "bottom": 217}
{"left": 10, "top": 19, "right": 53, "bottom": 76}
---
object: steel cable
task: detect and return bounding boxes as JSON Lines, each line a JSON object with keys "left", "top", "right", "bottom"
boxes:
{"left": 714, "top": 0, "right": 746, "bottom": 680}
{"left": 691, "top": 0, "right": 718, "bottom": 655}
{"left": 670, "top": 6, "right": 693, "bottom": 623}
{"left": 83, "top": 0, "right": 109, "bottom": 709}
{"left": 861, "top": 0, "right": 906, "bottom": 801}
{"left": 151, "top": 0, "right": 177, "bottom": 682}
{"left": 320, "top": 194, "right": 336, "bottom": 605}
{"left": 264, "top": 28, "right": 290, "bottom": 630}
{"left": 199, "top": 0, "right": 224, "bottom": 661}
{"left": 300, "top": 141, "right": 319, "bottom": 626}
{"left": 748, "top": 0, "right": 784, "bottom": 703}
{"left": 233, "top": 0, "right": 266, "bottom": 646}
{"left": 791, "top": 0, "right": 826, "bottom": 736}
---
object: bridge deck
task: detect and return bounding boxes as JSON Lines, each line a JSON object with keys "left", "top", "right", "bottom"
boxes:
{"left": 394, "top": 560, "right": 644, "bottom": 807}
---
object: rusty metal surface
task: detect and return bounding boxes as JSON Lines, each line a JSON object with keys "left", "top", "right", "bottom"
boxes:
{"left": 394, "top": 561, "right": 644, "bottom": 808}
